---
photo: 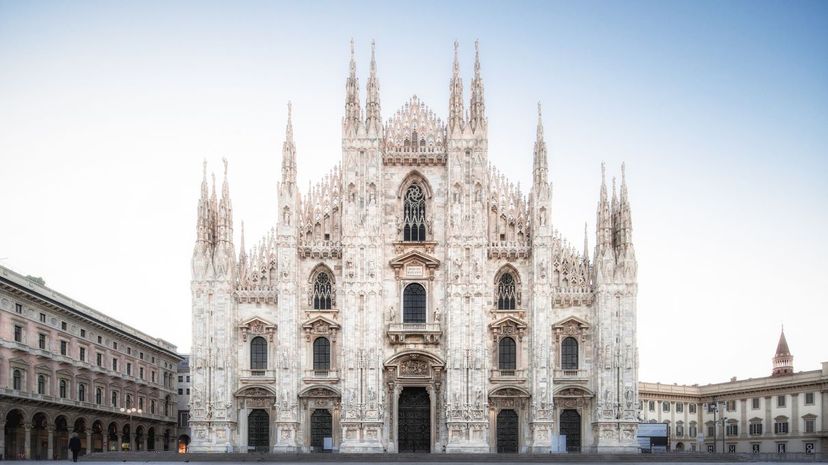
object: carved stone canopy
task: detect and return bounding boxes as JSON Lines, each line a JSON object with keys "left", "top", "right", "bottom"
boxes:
{"left": 301, "top": 316, "right": 340, "bottom": 342}
{"left": 383, "top": 350, "right": 445, "bottom": 386}
{"left": 552, "top": 316, "right": 590, "bottom": 342}
{"left": 236, "top": 386, "right": 276, "bottom": 398}
{"left": 389, "top": 250, "right": 440, "bottom": 280}
{"left": 489, "top": 386, "right": 531, "bottom": 398}
{"left": 239, "top": 317, "right": 277, "bottom": 342}
{"left": 299, "top": 385, "right": 341, "bottom": 399}
{"left": 554, "top": 386, "right": 593, "bottom": 398}
{"left": 489, "top": 315, "right": 528, "bottom": 342}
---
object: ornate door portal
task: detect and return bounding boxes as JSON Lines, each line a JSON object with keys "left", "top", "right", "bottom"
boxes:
{"left": 560, "top": 409, "right": 581, "bottom": 452}
{"left": 398, "top": 387, "right": 430, "bottom": 452}
{"left": 496, "top": 409, "right": 518, "bottom": 453}
{"left": 247, "top": 409, "right": 270, "bottom": 453}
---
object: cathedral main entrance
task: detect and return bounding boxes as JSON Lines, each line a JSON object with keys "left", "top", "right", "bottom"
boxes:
{"left": 310, "top": 409, "right": 332, "bottom": 452}
{"left": 397, "top": 387, "right": 430, "bottom": 453}
{"left": 496, "top": 409, "right": 519, "bottom": 453}
{"left": 560, "top": 409, "right": 581, "bottom": 452}
{"left": 247, "top": 409, "right": 270, "bottom": 453}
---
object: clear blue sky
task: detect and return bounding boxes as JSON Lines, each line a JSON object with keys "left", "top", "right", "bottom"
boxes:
{"left": 1, "top": 0, "right": 826, "bottom": 384}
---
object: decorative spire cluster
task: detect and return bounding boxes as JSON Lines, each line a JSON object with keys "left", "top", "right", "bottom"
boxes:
{"left": 594, "top": 162, "right": 635, "bottom": 281}
{"left": 193, "top": 159, "right": 236, "bottom": 279}
{"left": 343, "top": 39, "right": 362, "bottom": 135}
{"left": 342, "top": 39, "right": 384, "bottom": 138}
{"left": 448, "top": 40, "right": 465, "bottom": 135}
{"left": 468, "top": 40, "right": 486, "bottom": 133}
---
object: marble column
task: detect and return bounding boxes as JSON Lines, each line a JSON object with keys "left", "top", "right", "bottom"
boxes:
{"left": 86, "top": 429, "right": 93, "bottom": 454}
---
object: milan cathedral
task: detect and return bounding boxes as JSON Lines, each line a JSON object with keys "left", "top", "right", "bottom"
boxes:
{"left": 189, "top": 41, "right": 639, "bottom": 454}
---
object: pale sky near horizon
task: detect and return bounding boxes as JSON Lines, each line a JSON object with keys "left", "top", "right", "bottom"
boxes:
{"left": 1, "top": 0, "right": 826, "bottom": 385}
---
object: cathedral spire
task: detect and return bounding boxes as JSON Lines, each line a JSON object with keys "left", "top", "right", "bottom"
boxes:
{"left": 583, "top": 221, "right": 589, "bottom": 261}
{"left": 448, "top": 40, "right": 465, "bottom": 135}
{"left": 218, "top": 157, "right": 234, "bottom": 244}
{"left": 209, "top": 171, "right": 218, "bottom": 246}
{"left": 344, "top": 39, "right": 362, "bottom": 134}
{"left": 365, "top": 40, "right": 382, "bottom": 136}
{"left": 596, "top": 162, "right": 612, "bottom": 252}
{"left": 533, "top": 102, "right": 548, "bottom": 187}
{"left": 281, "top": 101, "right": 297, "bottom": 190}
{"left": 469, "top": 39, "right": 486, "bottom": 133}
{"left": 196, "top": 160, "right": 210, "bottom": 244}
{"left": 617, "top": 162, "right": 633, "bottom": 248}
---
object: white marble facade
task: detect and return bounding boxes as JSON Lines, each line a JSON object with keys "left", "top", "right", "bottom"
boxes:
{"left": 189, "top": 41, "right": 640, "bottom": 454}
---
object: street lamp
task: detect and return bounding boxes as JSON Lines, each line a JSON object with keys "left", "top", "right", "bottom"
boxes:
{"left": 119, "top": 407, "right": 142, "bottom": 451}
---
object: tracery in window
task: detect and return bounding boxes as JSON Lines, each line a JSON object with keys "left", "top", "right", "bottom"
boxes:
{"left": 497, "top": 273, "right": 517, "bottom": 310}
{"left": 312, "top": 271, "right": 333, "bottom": 310}
{"left": 403, "top": 185, "right": 426, "bottom": 241}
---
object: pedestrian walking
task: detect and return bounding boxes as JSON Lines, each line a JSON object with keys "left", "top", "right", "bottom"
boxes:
{"left": 68, "top": 432, "right": 81, "bottom": 462}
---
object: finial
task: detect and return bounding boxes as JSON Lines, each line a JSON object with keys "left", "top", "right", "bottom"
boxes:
{"left": 601, "top": 162, "right": 606, "bottom": 183}
{"left": 349, "top": 38, "right": 356, "bottom": 73}
{"left": 536, "top": 102, "right": 544, "bottom": 138}
{"left": 474, "top": 39, "right": 480, "bottom": 73}
{"left": 202, "top": 159, "right": 207, "bottom": 180}
{"left": 621, "top": 162, "right": 626, "bottom": 183}
{"left": 222, "top": 157, "right": 228, "bottom": 177}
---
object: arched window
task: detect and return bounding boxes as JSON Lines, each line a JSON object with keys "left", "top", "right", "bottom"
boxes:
{"left": 126, "top": 394, "right": 132, "bottom": 408}
{"left": 497, "top": 273, "right": 517, "bottom": 310}
{"left": 12, "top": 369, "right": 22, "bottom": 390}
{"left": 250, "top": 337, "right": 267, "bottom": 371}
{"left": 312, "top": 272, "right": 333, "bottom": 310}
{"left": 79, "top": 383, "right": 86, "bottom": 402}
{"left": 498, "top": 337, "right": 516, "bottom": 372}
{"left": 37, "top": 375, "right": 45, "bottom": 394}
{"left": 59, "top": 379, "right": 67, "bottom": 398}
{"left": 96, "top": 387, "right": 102, "bottom": 405}
{"left": 111, "top": 391, "right": 118, "bottom": 407}
{"left": 313, "top": 337, "right": 331, "bottom": 373}
{"left": 561, "top": 337, "right": 578, "bottom": 370}
{"left": 403, "top": 184, "right": 426, "bottom": 241}
{"left": 403, "top": 283, "right": 426, "bottom": 323}
{"left": 164, "top": 395, "right": 170, "bottom": 416}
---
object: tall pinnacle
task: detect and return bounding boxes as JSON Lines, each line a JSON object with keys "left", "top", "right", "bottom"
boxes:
{"left": 344, "top": 39, "right": 361, "bottom": 132}
{"left": 449, "top": 40, "right": 465, "bottom": 134}
{"left": 533, "top": 102, "right": 548, "bottom": 186}
{"left": 469, "top": 39, "right": 486, "bottom": 133}
{"left": 218, "top": 157, "right": 233, "bottom": 244}
{"left": 365, "top": 40, "right": 382, "bottom": 134}
{"left": 281, "top": 101, "right": 297, "bottom": 189}
{"left": 772, "top": 326, "right": 794, "bottom": 376}
{"left": 196, "top": 160, "right": 210, "bottom": 243}
{"left": 583, "top": 222, "right": 589, "bottom": 261}
{"left": 596, "top": 163, "right": 612, "bottom": 251}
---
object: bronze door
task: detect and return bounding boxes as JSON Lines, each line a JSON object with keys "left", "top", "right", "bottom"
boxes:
{"left": 560, "top": 409, "right": 581, "bottom": 452}
{"left": 310, "top": 409, "right": 332, "bottom": 451}
{"left": 398, "top": 387, "right": 430, "bottom": 452}
{"left": 496, "top": 409, "right": 519, "bottom": 453}
{"left": 247, "top": 409, "right": 269, "bottom": 453}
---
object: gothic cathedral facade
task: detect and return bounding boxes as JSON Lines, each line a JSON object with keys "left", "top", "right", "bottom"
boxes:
{"left": 189, "top": 42, "right": 640, "bottom": 454}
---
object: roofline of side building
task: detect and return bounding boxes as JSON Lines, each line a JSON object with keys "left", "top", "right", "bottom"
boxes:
{"left": 0, "top": 264, "right": 181, "bottom": 361}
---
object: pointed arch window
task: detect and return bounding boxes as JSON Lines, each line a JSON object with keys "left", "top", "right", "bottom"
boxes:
{"left": 562, "top": 337, "right": 579, "bottom": 370}
{"left": 313, "top": 337, "right": 331, "bottom": 374}
{"left": 498, "top": 337, "right": 517, "bottom": 373}
{"left": 312, "top": 271, "right": 333, "bottom": 310}
{"left": 403, "top": 283, "right": 426, "bottom": 323}
{"left": 250, "top": 336, "right": 267, "bottom": 371}
{"left": 497, "top": 273, "right": 517, "bottom": 310}
{"left": 403, "top": 184, "right": 426, "bottom": 241}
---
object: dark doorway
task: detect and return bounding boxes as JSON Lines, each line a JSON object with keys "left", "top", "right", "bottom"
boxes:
{"left": 560, "top": 409, "right": 581, "bottom": 452}
{"left": 496, "top": 409, "right": 519, "bottom": 453}
{"left": 398, "top": 387, "right": 430, "bottom": 452}
{"left": 310, "top": 409, "right": 333, "bottom": 452}
{"left": 247, "top": 409, "right": 270, "bottom": 453}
